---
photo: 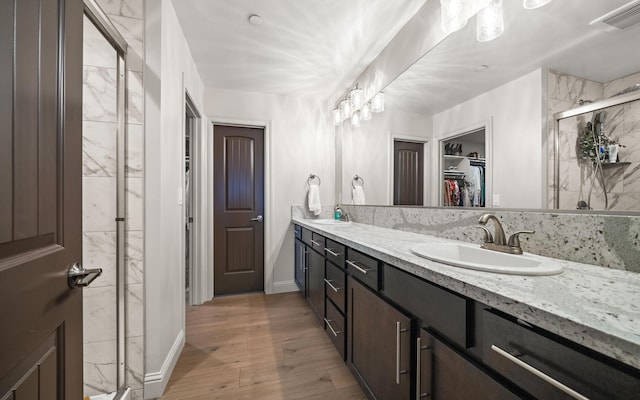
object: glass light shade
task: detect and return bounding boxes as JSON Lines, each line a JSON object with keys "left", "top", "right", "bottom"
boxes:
{"left": 349, "top": 88, "right": 364, "bottom": 110}
{"left": 333, "top": 108, "right": 342, "bottom": 126}
{"left": 371, "top": 92, "right": 384, "bottom": 113}
{"left": 361, "top": 102, "right": 372, "bottom": 121}
{"left": 476, "top": 0, "right": 504, "bottom": 42}
{"left": 440, "top": 0, "right": 469, "bottom": 34}
{"left": 340, "top": 99, "right": 352, "bottom": 121}
{"left": 351, "top": 110, "right": 361, "bottom": 127}
{"left": 523, "top": 0, "right": 552, "bottom": 9}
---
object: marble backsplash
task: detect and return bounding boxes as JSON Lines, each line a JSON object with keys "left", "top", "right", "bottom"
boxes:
{"left": 292, "top": 205, "right": 640, "bottom": 273}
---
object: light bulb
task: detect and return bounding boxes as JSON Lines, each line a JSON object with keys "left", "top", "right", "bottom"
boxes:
{"left": 351, "top": 111, "right": 361, "bottom": 127}
{"left": 333, "top": 108, "right": 342, "bottom": 126}
{"left": 361, "top": 102, "right": 372, "bottom": 121}
{"left": 476, "top": 0, "right": 504, "bottom": 42}
{"left": 371, "top": 92, "right": 384, "bottom": 113}
{"left": 340, "top": 99, "right": 351, "bottom": 121}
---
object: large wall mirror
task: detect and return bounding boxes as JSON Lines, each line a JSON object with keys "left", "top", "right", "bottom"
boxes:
{"left": 338, "top": 0, "right": 640, "bottom": 212}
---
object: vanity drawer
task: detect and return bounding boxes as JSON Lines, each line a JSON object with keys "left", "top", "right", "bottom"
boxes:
{"left": 346, "top": 248, "right": 379, "bottom": 290}
{"left": 324, "top": 239, "right": 345, "bottom": 268}
{"left": 310, "top": 232, "right": 325, "bottom": 254}
{"left": 294, "top": 224, "right": 302, "bottom": 240}
{"left": 301, "top": 227, "right": 313, "bottom": 246}
{"left": 482, "top": 309, "right": 640, "bottom": 399}
{"left": 383, "top": 264, "right": 471, "bottom": 348}
{"left": 325, "top": 261, "right": 346, "bottom": 312}
{"left": 325, "top": 299, "right": 346, "bottom": 360}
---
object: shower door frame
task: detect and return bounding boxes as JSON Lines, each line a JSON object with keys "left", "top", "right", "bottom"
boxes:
{"left": 83, "top": 0, "right": 129, "bottom": 391}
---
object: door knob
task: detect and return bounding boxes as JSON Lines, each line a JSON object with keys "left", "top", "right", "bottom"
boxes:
{"left": 251, "top": 215, "right": 264, "bottom": 223}
{"left": 67, "top": 263, "right": 102, "bottom": 288}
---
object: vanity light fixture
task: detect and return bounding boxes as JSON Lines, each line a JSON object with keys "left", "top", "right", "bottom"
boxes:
{"left": 523, "top": 0, "right": 552, "bottom": 10}
{"left": 340, "top": 99, "right": 352, "bottom": 121}
{"left": 334, "top": 88, "right": 384, "bottom": 128}
{"left": 349, "top": 87, "right": 365, "bottom": 110}
{"left": 333, "top": 108, "right": 342, "bottom": 126}
{"left": 476, "top": 0, "right": 504, "bottom": 42}
{"left": 361, "top": 102, "right": 372, "bottom": 121}
{"left": 440, "top": 0, "right": 470, "bottom": 34}
{"left": 351, "top": 110, "right": 361, "bottom": 127}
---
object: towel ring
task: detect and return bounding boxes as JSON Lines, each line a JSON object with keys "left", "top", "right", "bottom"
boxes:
{"left": 352, "top": 175, "right": 364, "bottom": 189}
{"left": 308, "top": 174, "right": 321, "bottom": 186}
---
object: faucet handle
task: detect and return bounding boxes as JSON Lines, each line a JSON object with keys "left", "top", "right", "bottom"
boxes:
{"left": 474, "top": 226, "right": 493, "bottom": 243}
{"left": 507, "top": 230, "right": 535, "bottom": 248}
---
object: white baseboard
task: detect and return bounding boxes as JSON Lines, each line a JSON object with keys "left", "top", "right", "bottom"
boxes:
{"left": 271, "top": 280, "right": 299, "bottom": 294}
{"left": 143, "top": 329, "right": 185, "bottom": 399}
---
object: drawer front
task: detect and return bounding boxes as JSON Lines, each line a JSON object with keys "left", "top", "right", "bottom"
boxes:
{"left": 384, "top": 264, "right": 471, "bottom": 348}
{"left": 310, "top": 232, "right": 325, "bottom": 254}
{"left": 325, "top": 262, "right": 346, "bottom": 312}
{"left": 301, "top": 227, "right": 312, "bottom": 246}
{"left": 325, "top": 299, "right": 345, "bottom": 360}
{"left": 482, "top": 310, "right": 640, "bottom": 399}
{"left": 294, "top": 224, "right": 301, "bottom": 240}
{"left": 324, "top": 239, "right": 345, "bottom": 268}
{"left": 346, "top": 248, "right": 379, "bottom": 290}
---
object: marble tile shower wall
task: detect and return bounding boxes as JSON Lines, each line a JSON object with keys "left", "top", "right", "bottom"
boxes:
{"left": 547, "top": 70, "right": 640, "bottom": 211}
{"left": 336, "top": 205, "right": 640, "bottom": 273}
{"left": 83, "top": 1, "right": 144, "bottom": 399}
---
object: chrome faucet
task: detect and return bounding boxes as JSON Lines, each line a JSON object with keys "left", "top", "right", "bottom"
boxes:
{"left": 477, "top": 214, "right": 534, "bottom": 255}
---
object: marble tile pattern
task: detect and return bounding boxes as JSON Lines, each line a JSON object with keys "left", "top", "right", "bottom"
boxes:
{"left": 332, "top": 205, "right": 640, "bottom": 273}
{"left": 548, "top": 70, "right": 640, "bottom": 211}
{"left": 84, "top": 1, "right": 145, "bottom": 395}
{"left": 291, "top": 215, "right": 640, "bottom": 370}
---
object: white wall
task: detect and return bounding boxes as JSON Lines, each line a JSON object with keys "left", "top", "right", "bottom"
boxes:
{"left": 340, "top": 110, "right": 433, "bottom": 205}
{"left": 204, "top": 88, "right": 334, "bottom": 293}
{"left": 433, "top": 69, "right": 545, "bottom": 209}
{"left": 143, "top": 0, "right": 205, "bottom": 397}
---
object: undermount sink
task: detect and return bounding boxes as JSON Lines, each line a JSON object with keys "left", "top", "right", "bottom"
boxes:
{"left": 411, "top": 242, "right": 563, "bottom": 276}
{"left": 309, "top": 219, "right": 352, "bottom": 225}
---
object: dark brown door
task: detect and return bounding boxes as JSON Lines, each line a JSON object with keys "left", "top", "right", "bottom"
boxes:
{"left": 213, "top": 125, "right": 264, "bottom": 295}
{"left": 0, "top": 0, "right": 84, "bottom": 398}
{"left": 394, "top": 140, "right": 424, "bottom": 205}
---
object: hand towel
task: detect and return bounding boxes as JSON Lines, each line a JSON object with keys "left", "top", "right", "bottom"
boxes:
{"left": 352, "top": 185, "right": 366, "bottom": 205}
{"left": 308, "top": 184, "right": 322, "bottom": 216}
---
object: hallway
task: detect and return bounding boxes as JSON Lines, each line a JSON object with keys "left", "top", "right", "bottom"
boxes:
{"left": 161, "top": 292, "right": 366, "bottom": 399}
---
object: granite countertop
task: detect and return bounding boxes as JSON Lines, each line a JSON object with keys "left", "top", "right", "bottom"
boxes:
{"left": 292, "top": 217, "right": 640, "bottom": 370}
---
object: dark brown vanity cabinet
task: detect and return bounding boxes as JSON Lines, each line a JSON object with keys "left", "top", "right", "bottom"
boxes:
{"left": 348, "top": 276, "right": 411, "bottom": 400}
{"left": 307, "top": 243, "right": 325, "bottom": 321}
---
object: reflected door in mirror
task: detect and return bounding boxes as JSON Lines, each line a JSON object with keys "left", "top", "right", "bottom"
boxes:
{"left": 394, "top": 140, "right": 424, "bottom": 205}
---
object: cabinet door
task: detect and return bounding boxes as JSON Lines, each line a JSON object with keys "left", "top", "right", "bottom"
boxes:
{"left": 307, "top": 248, "right": 325, "bottom": 321}
{"left": 418, "top": 329, "right": 520, "bottom": 400}
{"left": 294, "top": 239, "right": 307, "bottom": 296}
{"left": 348, "top": 277, "right": 411, "bottom": 399}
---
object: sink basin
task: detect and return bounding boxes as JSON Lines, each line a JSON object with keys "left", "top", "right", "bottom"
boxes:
{"left": 411, "top": 243, "right": 562, "bottom": 276}
{"left": 309, "top": 219, "right": 352, "bottom": 225}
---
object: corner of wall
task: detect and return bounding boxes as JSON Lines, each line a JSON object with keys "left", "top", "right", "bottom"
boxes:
{"left": 143, "top": 329, "right": 185, "bottom": 399}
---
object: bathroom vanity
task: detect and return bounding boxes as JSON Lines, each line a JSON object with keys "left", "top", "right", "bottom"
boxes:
{"left": 293, "top": 219, "right": 640, "bottom": 399}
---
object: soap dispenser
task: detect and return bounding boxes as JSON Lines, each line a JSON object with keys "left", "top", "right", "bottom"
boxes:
{"left": 334, "top": 204, "right": 342, "bottom": 220}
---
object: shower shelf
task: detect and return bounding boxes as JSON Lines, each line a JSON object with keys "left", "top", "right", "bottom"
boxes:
{"left": 601, "top": 162, "right": 631, "bottom": 168}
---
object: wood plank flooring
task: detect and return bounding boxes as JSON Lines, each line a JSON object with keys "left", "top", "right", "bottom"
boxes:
{"left": 161, "top": 292, "right": 366, "bottom": 400}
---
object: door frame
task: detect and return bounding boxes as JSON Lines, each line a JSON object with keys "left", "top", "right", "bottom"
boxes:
{"left": 184, "top": 92, "right": 201, "bottom": 305}
{"left": 434, "top": 118, "right": 493, "bottom": 207}
{"left": 388, "top": 133, "right": 432, "bottom": 206}
{"left": 207, "top": 117, "right": 272, "bottom": 296}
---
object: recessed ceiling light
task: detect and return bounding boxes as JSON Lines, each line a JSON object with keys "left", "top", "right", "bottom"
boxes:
{"left": 474, "top": 65, "right": 489, "bottom": 72}
{"left": 248, "top": 14, "right": 263, "bottom": 25}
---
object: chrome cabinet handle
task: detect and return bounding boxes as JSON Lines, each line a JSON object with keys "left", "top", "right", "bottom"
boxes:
{"left": 324, "top": 318, "right": 343, "bottom": 337}
{"left": 396, "top": 322, "right": 401, "bottom": 384}
{"left": 324, "top": 279, "right": 341, "bottom": 292}
{"left": 416, "top": 337, "right": 431, "bottom": 399}
{"left": 325, "top": 248, "right": 342, "bottom": 257}
{"left": 491, "top": 345, "right": 589, "bottom": 400}
{"left": 251, "top": 215, "right": 263, "bottom": 222}
{"left": 67, "top": 263, "right": 102, "bottom": 288}
{"left": 346, "top": 260, "right": 371, "bottom": 274}
{"left": 310, "top": 239, "right": 321, "bottom": 247}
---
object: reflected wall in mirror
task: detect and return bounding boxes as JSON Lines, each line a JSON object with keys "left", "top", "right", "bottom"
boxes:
{"left": 338, "top": 0, "right": 640, "bottom": 211}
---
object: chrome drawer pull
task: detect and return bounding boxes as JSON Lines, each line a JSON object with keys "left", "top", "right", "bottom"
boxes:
{"left": 310, "top": 239, "right": 321, "bottom": 247}
{"left": 325, "top": 248, "right": 342, "bottom": 257}
{"left": 346, "top": 260, "right": 372, "bottom": 275}
{"left": 324, "top": 318, "right": 343, "bottom": 337}
{"left": 416, "top": 337, "right": 422, "bottom": 399}
{"left": 491, "top": 345, "right": 589, "bottom": 400}
{"left": 324, "top": 278, "right": 341, "bottom": 292}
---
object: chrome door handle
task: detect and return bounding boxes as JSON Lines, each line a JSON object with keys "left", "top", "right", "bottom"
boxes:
{"left": 395, "top": 321, "right": 408, "bottom": 384}
{"left": 324, "top": 318, "right": 343, "bottom": 336}
{"left": 67, "top": 263, "right": 102, "bottom": 288}
{"left": 251, "top": 215, "right": 263, "bottom": 222}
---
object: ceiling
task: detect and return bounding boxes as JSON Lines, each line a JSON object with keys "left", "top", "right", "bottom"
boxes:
{"left": 385, "top": 0, "right": 640, "bottom": 115}
{"left": 171, "top": 0, "right": 426, "bottom": 100}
